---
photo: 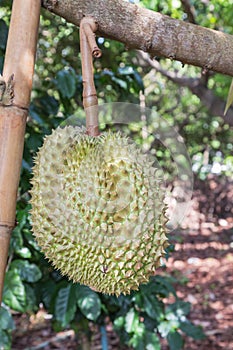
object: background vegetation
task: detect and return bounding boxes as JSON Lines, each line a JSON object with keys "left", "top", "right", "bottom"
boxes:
{"left": 0, "top": 0, "right": 232, "bottom": 349}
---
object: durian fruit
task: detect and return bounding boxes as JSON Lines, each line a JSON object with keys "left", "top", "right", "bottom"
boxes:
{"left": 30, "top": 126, "right": 168, "bottom": 296}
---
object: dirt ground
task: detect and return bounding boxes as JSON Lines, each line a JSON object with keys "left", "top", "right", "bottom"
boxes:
{"left": 11, "top": 176, "right": 233, "bottom": 350}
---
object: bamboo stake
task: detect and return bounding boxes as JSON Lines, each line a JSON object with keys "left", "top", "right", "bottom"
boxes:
{"left": 80, "top": 17, "right": 102, "bottom": 137}
{"left": 0, "top": 0, "right": 40, "bottom": 304}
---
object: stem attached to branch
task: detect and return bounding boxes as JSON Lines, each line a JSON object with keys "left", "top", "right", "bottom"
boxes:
{"left": 80, "top": 17, "right": 102, "bottom": 136}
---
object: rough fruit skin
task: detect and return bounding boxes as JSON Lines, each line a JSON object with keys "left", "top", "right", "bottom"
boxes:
{"left": 30, "top": 126, "right": 168, "bottom": 296}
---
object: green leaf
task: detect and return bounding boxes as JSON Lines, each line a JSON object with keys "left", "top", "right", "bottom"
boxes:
{"left": 41, "top": 280, "right": 57, "bottom": 310}
{"left": 0, "top": 19, "right": 8, "bottom": 50}
{"left": 16, "top": 208, "right": 28, "bottom": 227}
{"left": 142, "top": 294, "right": 163, "bottom": 321}
{"left": 9, "top": 210, "right": 32, "bottom": 257}
{"left": 0, "top": 306, "right": 15, "bottom": 330}
{"left": 23, "top": 229, "right": 41, "bottom": 252}
{"left": 10, "top": 260, "right": 42, "bottom": 283}
{"left": 31, "top": 94, "right": 59, "bottom": 118}
{"left": 118, "top": 66, "right": 134, "bottom": 75}
{"left": 9, "top": 228, "right": 23, "bottom": 255}
{"left": 133, "top": 70, "right": 144, "bottom": 92}
{"left": 25, "top": 284, "right": 38, "bottom": 312}
{"left": 128, "top": 324, "right": 145, "bottom": 349}
{"left": 144, "top": 332, "right": 161, "bottom": 350}
{"left": 3, "top": 270, "right": 27, "bottom": 312}
{"left": 180, "top": 321, "right": 205, "bottom": 340}
{"left": 29, "top": 109, "right": 44, "bottom": 125}
{"left": 111, "top": 76, "right": 128, "bottom": 90}
{"left": 125, "top": 308, "right": 140, "bottom": 333}
{"left": 167, "top": 331, "right": 184, "bottom": 350}
{"left": 55, "top": 284, "right": 77, "bottom": 327}
{"left": 76, "top": 285, "right": 101, "bottom": 321}
{"left": 167, "top": 300, "right": 191, "bottom": 318}
{"left": 55, "top": 69, "right": 76, "bottom": 98}
{"left": 114, "top": 316, "right": 125, "bottom": 330}
{"left": 16, "top": 247, "right": 32, "bottom": 258}
{"left": 143, "top": 314, "right": 159, "bottom": 333}
{"left": 22, "top": 159, "right": 32, "bottom": 172}
{"left": 153, "top": 276, "right": 176, "bottom": 297}
{"left": 0, "top": 329, "right": 11, "bottom": 350}
{"left": 0, "top": 56, "right": 3, "bottom": 72}
{"left": 27, "top": 133, "right": 44, "bottom": 153}
{"left": 224, "top": 78, "right": 233, "bottom": 115}
{"left": 158, "top": 321, "right": 174, "bottom": 338}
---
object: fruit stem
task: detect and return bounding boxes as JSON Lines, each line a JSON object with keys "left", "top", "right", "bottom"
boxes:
{"left": 80, "top": 17, "right": 102, "bottom": 136}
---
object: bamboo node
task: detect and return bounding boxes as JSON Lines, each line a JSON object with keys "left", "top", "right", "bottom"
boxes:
{"left": 0, "top": 222, "right": 15, "bottom": 237}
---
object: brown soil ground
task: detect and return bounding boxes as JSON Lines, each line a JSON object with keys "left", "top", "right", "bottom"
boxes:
{"left": 11, "top": 176, "right": 233, "bottom": 350}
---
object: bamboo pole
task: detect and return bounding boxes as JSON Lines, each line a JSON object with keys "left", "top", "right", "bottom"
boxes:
{"left": 0, "top": 0, "right": 40, "bottom": 304}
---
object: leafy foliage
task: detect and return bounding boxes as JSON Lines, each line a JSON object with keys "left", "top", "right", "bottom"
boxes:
{"left": 224, "top": 78, "right": 233, "bottom": 115}
{"left": 0, "top": 0, "right": 232, "bottom": 348}
{"left": 0, "top": 306, "right": 14, "bottom": 350}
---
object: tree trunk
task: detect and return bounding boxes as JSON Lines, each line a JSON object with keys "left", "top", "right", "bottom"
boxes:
{"left": 43, "top": 0, "right": 233, "bottom": 77}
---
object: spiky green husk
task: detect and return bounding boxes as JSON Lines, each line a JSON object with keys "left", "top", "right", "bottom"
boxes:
{"left": 30, "top": 126, "right": 168, "bottom": 296}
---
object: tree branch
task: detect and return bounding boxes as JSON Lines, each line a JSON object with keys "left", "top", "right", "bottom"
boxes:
{"left": 42, "top": 0, "right": 233, "bottom": 77}
{"left": 138, "top": 51, "right": 233, "bottom": 126}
